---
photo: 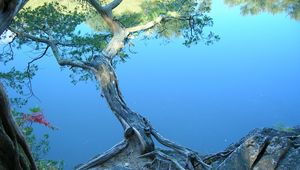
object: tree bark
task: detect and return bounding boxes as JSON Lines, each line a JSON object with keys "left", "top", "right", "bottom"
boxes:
{"left": 76, "top": 56, "right": 211, "bottom": 170}
{"left": 0, "top": 83, "right": 37, "bottom": 170}
{"left": 94, "top": 58, "right": 155, "bottom": 154}
{"left": 0, "top": 0, "right": 27, "bottom": 35}
{"left": 0, "top": 0, "right": 36, "bottom": 169}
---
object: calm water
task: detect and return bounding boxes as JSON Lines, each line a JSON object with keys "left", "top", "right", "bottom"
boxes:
{"left": 2, "top": 0, "right": 300, "bottom": 169}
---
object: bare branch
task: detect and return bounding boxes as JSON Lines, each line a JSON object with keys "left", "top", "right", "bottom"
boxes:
{"left": 9, "top": 27, "right": 51, "bottom": 44}
{"left": 3, "top": 37, "right": 16, "bottom": 64}
{"left": 126, "top": 15, "right": 190, "bottom": 34}
{"left": 86, "top": 0, "right": 121, "bottom": 33}
{"left": 126, "top": 15, "right": 193, "bottom": 33}
{"left": 48, "top": 41, "right": 95, "bottom": 71}
{"left": 26, "top": 45, "right": 50, "bottom": 100}
{"left": 86, "top": 0, "right": 106, "bottom": 15}
{"left": 10, "top": 27, "right": 82, "bottom": 48}
{"left": 126, "top": 15, "right": 164, "bottom": 34}
{"left": 10, "top": 27, "right": 96, "bottom": 71}
{"left": 105, "top": 0, "right": 123, "bottom": 10}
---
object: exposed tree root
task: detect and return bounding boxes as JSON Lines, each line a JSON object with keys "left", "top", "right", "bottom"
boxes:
{"left": 151, "top": 128, "right": 211, "bottom": 170}
{"left": 75, "top": 140, "right": 128, "bottom": 170}
{"left": 140, "top": 149, "right": 185, "bottom": 170}
{"left": 76, "top": 119, "right": 211, "bottom": 170}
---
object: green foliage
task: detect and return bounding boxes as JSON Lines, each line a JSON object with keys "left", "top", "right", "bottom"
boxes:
{"left": 134, "top": 0, "right": 219, "bottom": 46}
{"left": 85, "top": 0, "right": 219, "bottom": 47}
{"left": 0, "top": 67, "right": 30, "bottom": 95}
{"left": 9, "top": 2, "right": 103, "bottom": 84}
{"left": 6, "top": 0, "right": 219, "bottom": 85}
{"left": 0, "top": 66, "right": 38, "bottom": 107}
{"left": 12, "top": 2, "right": 85, "bottom": 45}
{"left": 36, "top": 160, "right": 64, "bottom": 170}
{"left": 13, "top": 109, "right": 64, "bottom": 170}
{"left": 30, "top": 107, "right": 42, "bottom": 113}
{"left": 225, "top": 0, "right": 300, "bottom": 21}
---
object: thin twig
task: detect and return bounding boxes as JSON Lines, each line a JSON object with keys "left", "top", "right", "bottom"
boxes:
{"left": 26, "top": 45, "right": 50, "bottom": 101}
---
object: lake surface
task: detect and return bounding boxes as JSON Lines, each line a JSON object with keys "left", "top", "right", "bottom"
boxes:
{"left": 2, "top": 0, "right": 300, "bottom": 169}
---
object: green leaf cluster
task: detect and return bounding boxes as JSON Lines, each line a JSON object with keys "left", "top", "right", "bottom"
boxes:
{"left": 9, "top": 2, "right": 105, "bottom": 85}
{"left": 85, "top": 0, "right": 219, "bottom": 46}
{"left": 225, "top": 0, "right": 300, "bottom": 21}
{"left": 0, "top": 65, "right": 38, "bottom": 107}
{"left": 6, "top": 0, "right": 219, "bottom": 85}
{"left": 12, "top": 2, "right": 85, "bottom": 45}
{"left": 136, "top": 0, "right": 219, "bottom": 46}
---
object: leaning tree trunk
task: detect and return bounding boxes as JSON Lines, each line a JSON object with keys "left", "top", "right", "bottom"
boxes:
{"left": 95, "top": 59, "right": 155, "bottom": 153}
{"left": 0, "top": 83, "right": 37, "bottom": 170}
{"left": 76, "top": 57, "right": 210, "bottom": 170}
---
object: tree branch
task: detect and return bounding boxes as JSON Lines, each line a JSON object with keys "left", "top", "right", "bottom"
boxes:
{"left": 9, "top": 27, "right": 51, "bottom": 44}
{"left": 10, "top": 27, "right": 88, "bottom": 48}
{"left": 26, "top": 45, "right": 50, "bottom": 100}
{"left": 126, "top": 15, "right": 190, "bottom": 34}
{"left": 86, "top": 0, "right": 121, "bottom": 33}
{"left": 48, "top": 41, "right": 95, "bottom": 71}
{"left": 10, "top": 27, "right": 96, "bottom": 71}
{"left": 105, "top": 0, "right": 123, "bottom": 10}
{"left": 126, "top": 15, "right": 164, "bottom": 34}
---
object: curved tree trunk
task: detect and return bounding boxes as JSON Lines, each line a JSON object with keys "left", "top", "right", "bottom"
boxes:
{"left": 0, "top": 83, "right": 37, "bottom": 170}
{"left": 77, "top": 57, "right": 210, "bottom": 170}
{"left": 1, "top": 1, "right": 36, "bottom": 169}
{"left": 94, "top": 59, "right": 155, "bottom": 153}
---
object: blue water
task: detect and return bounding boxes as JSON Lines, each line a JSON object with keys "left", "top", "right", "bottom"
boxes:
{"left": 2, "top": 0, "right": 300, "bottom": 169}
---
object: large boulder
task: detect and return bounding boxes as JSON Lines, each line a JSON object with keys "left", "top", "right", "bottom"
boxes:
{"left": 205, "top": 127, "right": 300, "bottom": 170}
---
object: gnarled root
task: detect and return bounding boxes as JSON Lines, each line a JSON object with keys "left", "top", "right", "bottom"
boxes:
{"left": 76, "top": 120, "right": 211, "bottom": 170}
{"left": 150, "top": 128, "right": 211, "bottom": 170}
{"left": 75, "top": 140, "right": 128, "bottom": 170}
{"left": 140, "top": 149, "right": 186, "bottom": 170}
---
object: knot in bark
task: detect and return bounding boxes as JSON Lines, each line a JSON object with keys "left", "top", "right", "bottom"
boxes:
{"left": 124, "top": 127, "right": 134, "bottom": 138}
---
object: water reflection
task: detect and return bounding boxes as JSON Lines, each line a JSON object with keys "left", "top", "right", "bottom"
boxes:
{"left": 225, "top": 0, "right": 300, "bottom": 21}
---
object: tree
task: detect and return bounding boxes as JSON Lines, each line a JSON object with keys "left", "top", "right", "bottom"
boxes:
{"left": 0, "top": 0, "right": 28, "bottom": 33}
{"left": 224, "top": 0, "right": 300, "bottom": 21}
{"left": 0, "top": 0, "right": 37, "bottom": 169}
{"left": 2, "top": 0, "right": 219, "bottom": 169}
{"left": 0, "top": 84, "right": 37, "bottom": 170}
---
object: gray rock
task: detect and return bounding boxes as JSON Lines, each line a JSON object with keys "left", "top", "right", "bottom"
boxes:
{"left": 208, "top": 128, "right": 300, "bottom": 170}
